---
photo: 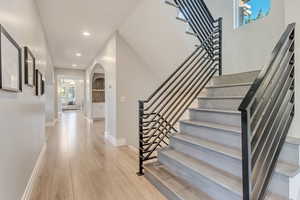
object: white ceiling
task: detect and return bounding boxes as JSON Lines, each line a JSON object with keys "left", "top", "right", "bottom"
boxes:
{"left": 35, "top": 0, "right": 139, "bottom": 69}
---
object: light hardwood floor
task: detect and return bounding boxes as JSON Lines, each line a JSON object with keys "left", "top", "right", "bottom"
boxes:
{"left": 29, "top": 111, "right": 166, "bottom": 200}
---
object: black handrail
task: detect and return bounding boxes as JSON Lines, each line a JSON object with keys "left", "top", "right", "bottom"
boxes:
{"left": 239, "top": 23, "right": 296, "bottom": 200}
{"left": 137, "top": 0, "right": 222, "bottom": 176}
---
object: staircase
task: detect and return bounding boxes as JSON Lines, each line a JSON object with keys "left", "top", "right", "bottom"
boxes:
{"left": 138, "top": 0, "right": 296, "bottom": 199}
{"left": 144, "top": 71, "right": 300, "bottom": 200}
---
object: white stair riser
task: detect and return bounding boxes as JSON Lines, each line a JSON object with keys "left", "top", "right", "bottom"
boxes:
{"left": 189, "top": 109, "right": 241, "bottom": 127}
{"left": 279, "top": 143, "right": 300, "bottom": 166}
{"left": 180, "top": 122, "right": 241, "bottom": 149}
{"left": 269, "top": 173, "right": 290, "bottom": 199}
{"left": 204, "top": 85, "right": 250, "bottom": 97}
{"left": 170, "top": 137, "right": 242, "bottom": 177}
{"left": 144, "top": 170, "right": 182, "bottom": 200}
{"left": 210, "top": 71, "right": 260, "bottom": 86}
{"left": 169, "top": 137, "right": 292, "bottom": 198}
{"left": 198, "top": 98, "right": 243, "bottom": 110}
{"left": 158, "top": 152, "right": 242, "bottom": 200}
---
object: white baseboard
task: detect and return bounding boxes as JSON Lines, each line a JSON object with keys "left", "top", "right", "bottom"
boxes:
{"left": 128, "top": 145, "right": 139, "bottom": 153}
{"left": 21, "top": 144, "right": 47, "bottom": 200}
{"left": 46, "top": 118, "right": 57, "bottom": 127}
{"left": 93, "top": 117, "right": 105, "bottom": 121}
{"left": 84, "top": 116, "right": 93, "bottom": 124}
{"left": 104, "top": 131, "right": 109, "bottom": 138}
{"left": 104, "top": 132, "right": 126, "bottom": 146}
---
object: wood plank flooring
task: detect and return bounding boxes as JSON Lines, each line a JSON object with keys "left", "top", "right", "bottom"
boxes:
{"left": 29, "top": 111, "right": 165, "bottom": 200}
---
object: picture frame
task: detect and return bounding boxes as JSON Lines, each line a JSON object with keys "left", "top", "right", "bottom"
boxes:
{"left": 0, "top": 24, "right": 22, "bottom": 92}
{"left": 24, "top": 46, "right": 35, "bottom": 87}
{"left": 35, "top": 69, "right": 42, "bottom": 96}
{"left": 41, "top": 79, "right": 45, "bottom": 96}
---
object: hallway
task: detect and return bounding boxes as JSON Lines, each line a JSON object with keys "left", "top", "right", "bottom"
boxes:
{"left": 29, "top": 111, "right": 165, "bottom": 200}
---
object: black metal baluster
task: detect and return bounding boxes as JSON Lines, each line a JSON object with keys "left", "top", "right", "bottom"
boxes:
{"left": 137, "top": 101, "right": 144, "bottom": 176}
{"left": 239, "top": 23, "right": 296, "bottom": 199}
{"left": 217, "top": 17, "right": 223, "bottom": 76}
{"left": 138, "top": 0, "right": 222, "bottom": 180}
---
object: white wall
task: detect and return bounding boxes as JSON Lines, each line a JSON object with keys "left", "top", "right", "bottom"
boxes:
{"left": 285, "top": 0, "right": 300, "bottom": 141}
{"left": 0, "top": 1, "right": 53, "bottom": 199}
{"left": 119, "top": 0, "right": 286, "bottom": 79}
{"left": 119, "top": 0, "right": 197, "bottom": 82}
{"left": 205, "top": 0, "right": 286, "bottom": 74}
{"left": 45, "top": 55, "right": 55, "bottom": 124}
{"left": 86, "top": 36, "right": 117, "bottom": 140}
{"left": 116, "top": 34, "right": 159, "bottom": 147}
{"left": 85, "top": 33, "right": 159, "bottom": 147}
{"left": 45, "top": 84, "right": 55, "bottom": 123}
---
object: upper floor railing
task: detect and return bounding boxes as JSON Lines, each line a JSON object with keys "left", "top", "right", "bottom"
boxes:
{"left": 239, "top": 23, "right": 296, "bottom": 200}
{"left": 137, "top": 0, "right": 222, "bottom": 175}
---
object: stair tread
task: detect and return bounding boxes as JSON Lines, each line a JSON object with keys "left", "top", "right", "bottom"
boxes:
{"left": 286, "top": 135, "right": 300, "bottom": 145}
{"left": 173, "top": 133, "right": 300, "bottom": 177}
{"left": 181, "top": 120, "right": 299, "bottom": 147}
{"left": 265, "top": 193, "right": 289, "bottom": 200}
{"left": 198, "top": 96, "right": 244, "bottom": 99}
{"left": 161, "top": 149, "right": 243, "bottom": 196}
{"left": 173, "top": 133, "right": 241, "bottom": 159}
{"left": 146, "top": 161, "right": 286, "bottom": 200}
{"left": 206, "top": 82, "right": 252, "bottom": 89}
{"left": 145, "top": 162, "right": 214, "bottom": 200}
{"left": 181, "top": 120, "right": 241, "bottom": 134}
{"left": 212, "top": 70, "right": 260, "bottom": 79}
{"left": 276, "top": 161, "right": 300, "bottom": 177}
{"left": 190, "top": 107, "right": 241, "bottom": 115}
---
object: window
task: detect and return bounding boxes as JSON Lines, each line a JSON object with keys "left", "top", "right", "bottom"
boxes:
{"left": 59, "top": 78, "right": 76, "bottom": 105}
{"left": 236, "top": 0, "right": 271, "bottom": 28}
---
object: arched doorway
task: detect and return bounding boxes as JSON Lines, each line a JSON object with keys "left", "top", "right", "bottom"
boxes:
{"left": 90, "top": 64, "right": 105, "bottom": 120}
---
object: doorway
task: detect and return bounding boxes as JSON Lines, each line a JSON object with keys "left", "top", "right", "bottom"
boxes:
{"left": 58, "top": 76, "right": 84, "bottom": 112}
{"left": 90, "top": 65, "right": 106, "bottom": 120}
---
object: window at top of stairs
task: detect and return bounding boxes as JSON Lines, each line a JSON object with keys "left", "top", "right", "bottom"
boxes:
{"left": 235, "top": 0, "right": 271, "bottom": 28}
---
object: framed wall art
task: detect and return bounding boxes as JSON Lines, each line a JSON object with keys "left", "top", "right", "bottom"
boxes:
{"left": 35, "top": 69, "right": 42, "bottom": 96}
{"left": 24, "top": 46, "right": 35, "bottom": 87}
{"left": 41, "top": 79, "right": 45, "bottom": 96}
{"left": 0, "top": 24, "right": 22, "bottom": 92}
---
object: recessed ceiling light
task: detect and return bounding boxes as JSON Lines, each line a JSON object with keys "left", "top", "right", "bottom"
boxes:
{"left": 76, "top": 53, "right": 82, "bottom": 57}
{"left": 72, "top": 64, "right": 77, "bottom": 67}
{"left": 82, "top": 31, "right": 91, "bottom": 37}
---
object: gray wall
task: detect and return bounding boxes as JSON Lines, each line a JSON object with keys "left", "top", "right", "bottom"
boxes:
{"left": 0, "top": 0, "right": 52, "bottom": 199}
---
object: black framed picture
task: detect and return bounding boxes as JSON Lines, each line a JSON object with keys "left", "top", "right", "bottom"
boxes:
{"left": 0, "top": 24, "right": 22, "bottom": 92}
{"left": 24, "top": 46, "right": 35, "bottom": 87}
{"left": 41, "top": 79, "right": 45, "bottom": 96}
{"left": 35, "top": 69, "right": 42, "bottom": 96}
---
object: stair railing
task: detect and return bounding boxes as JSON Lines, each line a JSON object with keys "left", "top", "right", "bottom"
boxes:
{"left": 137, "top": 0, "right": 222, "bottom": 176}
{"left": 239, "top": 23, "right": 296, "bottom": 200}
